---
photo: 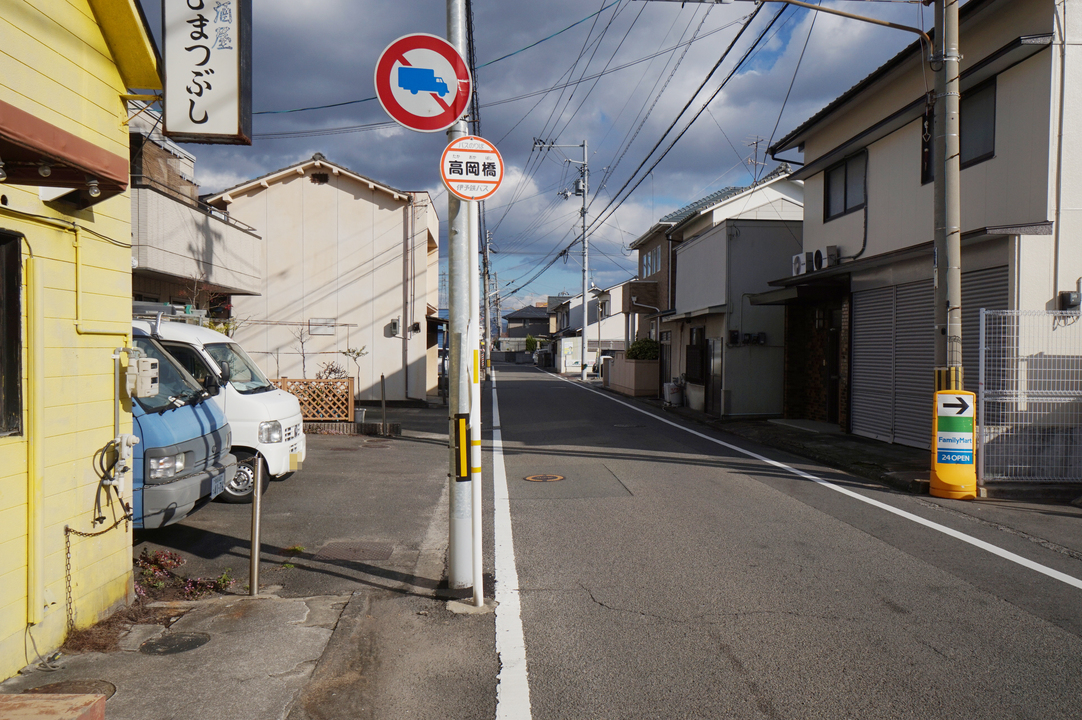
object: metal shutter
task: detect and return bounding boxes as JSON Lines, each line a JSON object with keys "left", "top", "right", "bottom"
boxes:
{"left": 893, "top": 280, "right": 934, "bottom": 449}
{"left": 851, "top": 287, "right": 895, "bottom": 442}
{"left": 961, "top": 266, "right": 1008, "bottom": 394}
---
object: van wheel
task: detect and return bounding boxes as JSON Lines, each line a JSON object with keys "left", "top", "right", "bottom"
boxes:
{"left": 217, "top": 452, "right": 269, "bottom": 504}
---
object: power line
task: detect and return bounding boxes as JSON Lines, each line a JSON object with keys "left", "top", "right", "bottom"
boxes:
{"left": 589, "top": 5, "right": 787, "bottom": 235}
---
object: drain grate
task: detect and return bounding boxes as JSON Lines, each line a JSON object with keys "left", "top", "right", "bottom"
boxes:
{"left": 24, "top": 680, "right": 117, "bottom": 698}
{"left": 313, "top": 541, "right": 394, "bottom": 562}
{"left": 524, "top": 474, "right": 564, "bottom": 482}
{"left": 139, "top": 632, "right": 210, "bottom": 655}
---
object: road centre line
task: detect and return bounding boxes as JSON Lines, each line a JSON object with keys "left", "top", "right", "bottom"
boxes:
{"left": 491, "top": 372, "right": 533, "bottom": 719}
{"left": 548, "top": 370, "right": 1082, "bottom": 592}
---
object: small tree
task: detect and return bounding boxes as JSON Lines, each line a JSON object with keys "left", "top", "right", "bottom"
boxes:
{"left": 290, "top": 326, "right": 311, "bottom": 378}
{"left": 340, "top": 346, "right": 368, "bottom": 395}
{"left": 525, "top": 334, "right": 537, "bottom": 353}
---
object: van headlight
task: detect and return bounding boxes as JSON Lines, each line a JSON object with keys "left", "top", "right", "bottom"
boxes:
{"left": 259, "top": 420, "right": 283, "bottom": 443}
{"left": 149, "top": 453, "right": 185, "bottom": 480}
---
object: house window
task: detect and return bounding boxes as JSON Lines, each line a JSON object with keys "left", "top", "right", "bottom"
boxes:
{"left": 824, "top": 152, "right": 866, "bottom": 221}
{"left": 641, "top": 246, "right": 661, "bottom": 278}
{"left": 960, "top": 79, "right": 996, "bottom": 168}
{"left": 920, "top": 78, "right": 996, "bottom": 182}
{"left": 0, "top": 231, "right": 22, "bottom": 435}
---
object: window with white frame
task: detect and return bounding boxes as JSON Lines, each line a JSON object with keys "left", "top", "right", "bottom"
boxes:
{"left": 641, "top": 245, "right": 661, "bottom": 278}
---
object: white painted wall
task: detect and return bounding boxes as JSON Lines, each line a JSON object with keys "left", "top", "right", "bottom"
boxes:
{"left": 223, "top": 167, "right": 437, "bottom": 402}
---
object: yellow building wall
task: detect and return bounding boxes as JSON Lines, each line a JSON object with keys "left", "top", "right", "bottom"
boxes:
{"left": 0, "top": 0, "right": 150, "bottom": 681}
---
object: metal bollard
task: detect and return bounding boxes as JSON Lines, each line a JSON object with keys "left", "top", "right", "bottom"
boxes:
{"left": 381, "top": 373, "right": 388, "bottom": 436}
{"left": 249, "top": 456, "right": 263, "bottom": 596}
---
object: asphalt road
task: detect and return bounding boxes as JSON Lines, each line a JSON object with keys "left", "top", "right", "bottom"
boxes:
{"left": 491, "top": 365, "right": 1082, "bottom": 720}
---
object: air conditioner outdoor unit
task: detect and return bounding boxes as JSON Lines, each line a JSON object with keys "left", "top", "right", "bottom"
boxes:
{"left": 791, "top": 251, "right": 814, "bottom": 276}
{"left": 813, "top": 245, "right": 840, "bottom": 271}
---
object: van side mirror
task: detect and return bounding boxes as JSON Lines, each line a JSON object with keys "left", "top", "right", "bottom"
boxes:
{"left": 219, "top": 361, "right": 232, "bottom": 383}
{"left": 201, "top": 373, "right": 221, "bottom": 396}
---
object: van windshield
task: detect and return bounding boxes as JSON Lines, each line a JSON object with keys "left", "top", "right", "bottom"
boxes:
{"left": 205, "top": 343, "right": 274, "bottom": 395}
{"left": 132, "top": 337, "right": 207, "bottom": 413}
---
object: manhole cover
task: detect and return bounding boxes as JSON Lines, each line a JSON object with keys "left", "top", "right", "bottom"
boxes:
{"left": 524, "top": 474, "right": 564, "bottom": 482}
{"left": 23, "top": 680, "right": 116, "bottom": 698}
{"left": 139, "top": 632, "right": 210, "bottom": 655}
{"left": 314, "top": 541, "right": 394, "bottom": 562}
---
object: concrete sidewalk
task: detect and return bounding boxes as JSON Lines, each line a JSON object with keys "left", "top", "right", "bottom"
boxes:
{"left": 0, "top": 405, "right": 497, "bottom": 720}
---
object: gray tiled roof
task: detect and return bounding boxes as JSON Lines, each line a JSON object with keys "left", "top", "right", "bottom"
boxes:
{"left": 658, "top": 163, "right": 792, "bottom": 225}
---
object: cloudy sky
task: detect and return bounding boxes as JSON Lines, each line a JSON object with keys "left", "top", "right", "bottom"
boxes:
{"left": 138, "top": 0, "right": 938, "bottom": 309}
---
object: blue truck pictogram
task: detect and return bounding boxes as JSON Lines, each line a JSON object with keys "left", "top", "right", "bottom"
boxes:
{"left": 398, "top": 67, "right": 449, "bottom": 97}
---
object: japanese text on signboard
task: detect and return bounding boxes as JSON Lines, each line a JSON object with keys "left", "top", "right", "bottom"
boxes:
{"left": 164, "top": 0, "right": 247, "bottom": 140}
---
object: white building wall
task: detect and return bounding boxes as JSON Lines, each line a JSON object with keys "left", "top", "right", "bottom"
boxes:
{"left": 675, "top": 224, "right": 728, "bottom": 316}
{"left": 225, "top": 169, "right": 434, "bottom": 401}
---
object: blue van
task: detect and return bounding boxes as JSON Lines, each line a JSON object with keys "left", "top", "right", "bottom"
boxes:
{"left": 131, "top": 322, "right": 235, "bottom": 529}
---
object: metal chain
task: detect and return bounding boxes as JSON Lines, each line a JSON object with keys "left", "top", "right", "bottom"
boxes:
{"left": 63, "top": 528, "right": 74, "bottom": 633}
{"left": 63, "top": 511, "right": 131, "bottom": 633}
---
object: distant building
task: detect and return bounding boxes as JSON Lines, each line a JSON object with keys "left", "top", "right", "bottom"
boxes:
{"left": 503, "top": 304, "right": 549, "bottom": 339}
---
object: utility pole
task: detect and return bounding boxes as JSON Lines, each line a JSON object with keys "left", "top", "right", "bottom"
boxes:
{"left": 579, "top": 140, "right": 589, "bottom": 382}
{"left": 483, "top": 232, "right": 492, "bottom": 381}
{"left": 446, "top": 0, "right": 472, "bottom": 593}
{"left": 542, "top": 138, "right": 590, "bottom": 380}
{"left": 932, "top": 0, "right": 963, "bottom": 392}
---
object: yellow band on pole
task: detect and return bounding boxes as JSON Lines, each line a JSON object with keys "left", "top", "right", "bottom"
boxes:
{"left": 458, "top": 416, "right": 468, "bottom": 479}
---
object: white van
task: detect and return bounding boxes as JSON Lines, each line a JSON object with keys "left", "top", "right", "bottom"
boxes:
{"left": 135, "top": 317, "right": 306, "bottom": 503}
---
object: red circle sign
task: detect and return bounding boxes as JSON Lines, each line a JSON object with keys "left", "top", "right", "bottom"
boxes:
{"left": 375, "top": 34, "right": 472, "bottom": 133}
{"left": 441, "top": 136, "right": 504, "bottom": 201}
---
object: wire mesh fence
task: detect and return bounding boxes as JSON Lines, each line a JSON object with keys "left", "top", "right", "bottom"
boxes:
{"left": 979, "top": 310, "right": 1082, "bottom": 482}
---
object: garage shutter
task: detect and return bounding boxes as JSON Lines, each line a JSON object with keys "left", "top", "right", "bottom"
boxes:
{"left": 961, "top": 266, "right": 1009, "bottom": 394}
{"left": 893, "top": 281, "right": 934, "bottom": 449}
{"left": 848, "top": 268, "right": 1008, "bottom": 450}
{"left": 851, "top": 287, "right": 895, "bottom": 442}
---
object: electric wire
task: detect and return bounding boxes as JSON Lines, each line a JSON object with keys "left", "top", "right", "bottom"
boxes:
{"left": 585, "top": 4, "right": 772, "bottom": 224}
{"left": 760, "top": 1, "right": 820, "bottom": 182}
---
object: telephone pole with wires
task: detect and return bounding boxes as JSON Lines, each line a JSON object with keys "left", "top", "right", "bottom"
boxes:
{"left": 541, "top": 138, "right": 591, "bottom": 380}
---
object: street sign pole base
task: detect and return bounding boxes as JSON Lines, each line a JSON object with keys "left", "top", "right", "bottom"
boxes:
{"left": 929, "top": 474, "right": 977, "bottom": 500}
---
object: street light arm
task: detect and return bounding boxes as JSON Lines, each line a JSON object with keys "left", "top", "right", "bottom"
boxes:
{"left": 768, "top": 0, "right": 931, "bottom": 50}
{"left": 641, "top": 0, "right": 932, "bottom": 52}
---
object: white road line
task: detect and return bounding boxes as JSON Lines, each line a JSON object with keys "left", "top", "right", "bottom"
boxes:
{"left": 492, "top": 372, "right": 532, "bottom": 719}
{"left": 553, "top": 372, "right": 1082, "bottom": 592}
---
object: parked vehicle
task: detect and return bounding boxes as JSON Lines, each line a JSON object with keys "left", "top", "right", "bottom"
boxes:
{"left": 136, "top": 315, "right": 306, "bottom": 503}
{"left": 130, "top": 324, "right": 235, "bottom": 528}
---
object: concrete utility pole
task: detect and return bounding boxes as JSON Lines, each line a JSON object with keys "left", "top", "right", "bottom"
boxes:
{"left": 579, "top": 140, "right": 589, "bottom": 382}
{"left": 541, "top": 139, "right": 590, "bottom": 379}
{"left": 932, "top": 0, "right": 963, "bottom": 392}
{"left": 446, "top": 0, "right": 472, "bottom": 592}
{"left": 483, "top": 232, "right": 492, "bottom": 381}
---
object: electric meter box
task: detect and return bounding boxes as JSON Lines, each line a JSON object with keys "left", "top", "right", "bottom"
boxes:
{"left": 128, "top": 357, "right": 159, "bottom": 398}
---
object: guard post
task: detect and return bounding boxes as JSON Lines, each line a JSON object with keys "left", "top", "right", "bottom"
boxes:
{"left": 930, "top": 390, "right": 977, "bottom": 499}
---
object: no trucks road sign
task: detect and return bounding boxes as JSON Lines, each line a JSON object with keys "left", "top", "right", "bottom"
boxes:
{"left": 375, "top": 34, "right": 472, "bottom": 133}
{"left": 441, "top": 136, "right": 504, "bottom": 201}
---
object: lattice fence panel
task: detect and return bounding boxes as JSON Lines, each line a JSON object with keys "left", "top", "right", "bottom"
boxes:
{"left": 272, "top": 378, "right": 354, "bottom": 422}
